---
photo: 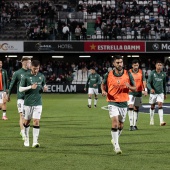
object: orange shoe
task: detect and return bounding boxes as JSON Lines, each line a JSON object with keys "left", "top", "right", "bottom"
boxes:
{"left": 2, "top": 116, "right": 8, "bottom": 120}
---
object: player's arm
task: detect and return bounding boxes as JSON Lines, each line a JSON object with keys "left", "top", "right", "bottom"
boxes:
{"left": 127, "top": 72, "right": 136, "bottom": 91}
{"left": 4, "top": 70, "right": 9, "bottom": 92}
{"left": 19, "top": 76, "right": 37, "bottom": 92}
{"left": 142, "top": 70, "right": 147, "bottom": 96}
{"left": 84, "top": 75, "right": 90, "bottom": 91}
{"left": 42, "top": 75, "right": 47, "bottom": 92}
{"left": 163, "top": 73, "right": 167, "bottom": 99}
{"left": 8, "top": 71, "right": 17, "bottom": 96}
{"left": 147, "top": 71, "right": 154, "bottom": 93}
{"left": 101, "top": 73, "right": 108, "bottom": 96}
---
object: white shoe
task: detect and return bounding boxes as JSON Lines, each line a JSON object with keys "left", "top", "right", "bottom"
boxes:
{"left": 32, "top": 143, "right": 40, "bottom": 148}
{"left": 150, "top": 119, "right": 154, "bottom": 125}
{"left": 20, "top": 132, "right": 25, "bottom": 141}
{"left": 24, "top": 137, "right": 29, "bottom": 147}
{"left": 114, "top": 147, "right": 122, "bottom": 154}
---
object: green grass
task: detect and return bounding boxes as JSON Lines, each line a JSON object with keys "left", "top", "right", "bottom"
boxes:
{"left": 1, "top": 94, "right": 170, "bottom": 170}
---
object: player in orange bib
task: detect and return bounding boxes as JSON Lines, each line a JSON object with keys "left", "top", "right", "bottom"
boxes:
{"left": 101, "top": 55, "right": 136, "bottom": 154}
{"left": 128, "top": 59, "right": 147, "bottom": 131}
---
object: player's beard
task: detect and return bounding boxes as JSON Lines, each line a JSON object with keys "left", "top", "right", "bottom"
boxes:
{"left": 116, "top": 66, "right": 123, "bottom": 72}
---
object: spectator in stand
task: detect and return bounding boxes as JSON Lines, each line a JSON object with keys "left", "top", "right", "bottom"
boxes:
{"left": 81, "top": 25, "right": 87, "bottom": 40}
{"left": 158, "top": 5, "right": 165, "bottom": 17}
{"left": 154, "top": 23, "right": 160, "bottom": 40}
{"left": 77, "top": 2, "right": 83, "bottom": 12}
{"left": 62, "top": 24, "right": 69, "bottom": 40}
{"left": 133, "top": 27, "right": 138, "bottom": 40}
{"left": 75, "top": 25, "right": 81, "bottom": 40}
{"left": 164, "top": 18, "right": 169, "bottom": 27}
{"left": 139, "top": 17, "right": 147, "bottom": 28}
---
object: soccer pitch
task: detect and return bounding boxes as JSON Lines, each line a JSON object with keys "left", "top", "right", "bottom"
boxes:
{"left": 1, "top": 94, "right": 170, "bottom": 170}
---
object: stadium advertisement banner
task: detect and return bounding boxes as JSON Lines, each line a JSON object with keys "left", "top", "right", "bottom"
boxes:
{"left": 84, "top": 41, "right": 145, "bottom": 52}
{"left": 0, "top": 41, "right": 23, "bottom": 52}
{"left": 24, "top": 42, "right": 84, "bottom": 52}
{"left": 46, "top": 84, "right": 85, "bottom": 93}
{"left": 146, "top": 42, "right": 170, "bottom": 52}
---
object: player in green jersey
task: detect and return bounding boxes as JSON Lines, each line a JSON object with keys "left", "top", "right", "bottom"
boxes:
{"left": 147, "top": 60, "right": 167, "bottom": 126}
{"left": 84, "top": 67, "right": 101, "bottom": 108}
{"left": 0, "top": 60, "right": 8, "bottom": 120}
{"left": 8, "top": 57, "right": 31, "bottom": 140}
{"left": 19, "top": 60, "right": 47, "bottom": 148}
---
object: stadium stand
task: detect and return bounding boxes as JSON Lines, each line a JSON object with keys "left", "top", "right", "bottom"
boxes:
{"left": 0, "top": 0, "right": 170, "bottom": 40}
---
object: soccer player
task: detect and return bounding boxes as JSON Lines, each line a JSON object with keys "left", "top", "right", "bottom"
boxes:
{"left": 19, "top": 60, "right": 47, "bottom": 147}
{"left": 84, "top": 67, "right": 101, "bottom": 108}
{"left": 147, "top": 60, "right": 167, "bottom": 126}
{"left": 128, "top": 59, "right": 147, "bottom": 131}
{"left": 0, "top": 60, "right": 9, "bottom": 120}
{"left": 8, "top": 57, "right": 31, "bottom": 139}
{"left": 101, "top": 55, "right": 136, "bottom": 154}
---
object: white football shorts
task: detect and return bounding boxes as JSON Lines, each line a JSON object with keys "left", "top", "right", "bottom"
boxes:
{"left": 17, "top": 99, "right": 24, "bottom": 113}
{"left": 149, "top": 93, "right": 164, "bottom": 104}
{"left": 108, "top": 105, "right": 127, "bottom": 122}
{"left": 23, "top": 105, "right": 42, "bottom": 120}
{"left": 0, "top": 91, "right": 7, "bottom": 104}
{"left": 128, "top": 95, "right": 142, "bottom": 107}
{"left": 88, "top": 88, "right": 98, "bottom": 95}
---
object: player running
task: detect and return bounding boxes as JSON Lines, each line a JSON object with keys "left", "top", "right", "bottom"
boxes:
{"left": 101, "top": 55, "right": 136, "bottom": 154}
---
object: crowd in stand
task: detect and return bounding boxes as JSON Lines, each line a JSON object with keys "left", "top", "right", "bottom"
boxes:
{"left": 1, "top": 0, "right": 170, "bottom": 40}
{"left": 2, "top": 57, "right": 170, "bottom": 84}
{"left": 78, "top": 0, "right": 170, "bottom": 40}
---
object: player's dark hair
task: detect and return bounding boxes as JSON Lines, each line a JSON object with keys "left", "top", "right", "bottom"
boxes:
{"left": 113, "top": 55, "right": 123, "bottom": 62}
{"left": 132, "top": 59, "right": 139, "bottom": 64}
{"left": 31, "top": 60, "right": 40, "bottom": 67}
{"left": 156, "top": 60, "right": 162, "bottom": 64}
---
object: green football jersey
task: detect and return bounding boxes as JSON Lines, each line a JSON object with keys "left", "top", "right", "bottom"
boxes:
{"left": 85, "top": 73, "right": 101, "bottom": 89}
{"left": 8, "top": 68, "right": 29, "bottom": 99}
{"left": 20, "top": 71, "right": 46, "bottom": 106}
{"left": 147, "top": 70, "right": 166, "bottom": 95}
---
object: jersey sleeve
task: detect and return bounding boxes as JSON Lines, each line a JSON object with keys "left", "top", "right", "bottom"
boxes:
{"left": 19, "top": 75, "right": 26, "bottom": 87}
{"left": 142, "top": 70, "right": 146, "bottom": 81}
{"left": 163, "top": 73, "right": 167, "bottom": 95}
{"left": 102, "top": 72, "right": 108, "bottom": 84}
{"left": 8, "top": 72, "right": 17, "bottom": 95}
{"left": 128, "top": 71, "right": 135, "bottom": 86}
{"left": 97, "top": 74, "right": 101, "bottom": 85}
{"left": 85, "top": 75, "right": 90, "bottom": 88}
{"left": 4, "top": 70, "right": 8, "bottom": 90}
{"left": 147, "top": 71, "right": 153, "bottom": 91}
{"left": 42, "top": 75, "right": 46, "bottom": 87}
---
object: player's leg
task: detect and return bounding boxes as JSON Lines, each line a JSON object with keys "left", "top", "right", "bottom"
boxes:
{"left": 128, "top": 95, "right": 134, "bottom": 131}
{"left": 133, "top": 97, "right": 142, "bottom": 130}
{"left": 109, "top": 105, "right": 122, "bottom": 154}
{"left": 17, "top": 99, "right": 25, "bottom": 140}
{"left": 94, "top": 88, "right": 98, "bottom": 107}
{"left": 118, "top": 107, "right": 127, "bottom": 137}
{"left": 23, "top": 105, "right": 32, "bottom": 147}
{"left": 133, "top": 106, "right": 139, "bottom": 130}
{"left": 32, "top": 105, "right": 42, "bottom": 148}
{"left": 149, "top": 94, "right": 156, "bottom": 125}
{"left": 88, "top": 88, "right": 93, "bottom": 108}
{"left": 2, "top": 92, "right": 8, "bottom": 120}
{"left": 157, "top": 94, "right": 166, "bottom": 126}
